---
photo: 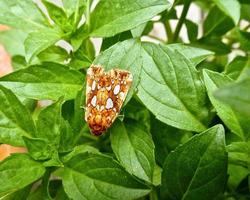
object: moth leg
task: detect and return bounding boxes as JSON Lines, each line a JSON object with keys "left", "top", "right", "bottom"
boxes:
{"left": 118, "top": 114, "right": 125, "bottom": 121}
{"left": 80, "top": 106, "right": 86, "bottom": 110}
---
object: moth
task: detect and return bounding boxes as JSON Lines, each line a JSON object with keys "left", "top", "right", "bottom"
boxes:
{"left": 85, "top": 65, "right": 133, "bottom": 135}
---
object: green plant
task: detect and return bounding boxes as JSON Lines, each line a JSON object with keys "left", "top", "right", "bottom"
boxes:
{"left": 0, "top": 0, "right": 249, "bottom": 199}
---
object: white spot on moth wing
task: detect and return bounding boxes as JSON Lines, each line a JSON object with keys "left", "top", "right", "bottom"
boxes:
{"left": 119, "top": 92, "right": 125, "bottom": 100}
{"left": 91, "top": 80, "right": 96, "bottom": 90}
{"left": 113, "top": 85, "right": 120, "bottom": 95}
{"left": 106, "top": 98, "right": 114, "bottom": 109}
{"left": 91, "top": 95, "right": 97, "bottom": 107}
{"left": 106, "top": 85, "right": 112, "bottom": 91}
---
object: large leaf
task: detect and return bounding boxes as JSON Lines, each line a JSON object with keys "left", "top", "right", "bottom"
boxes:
{"left": 24, "top": 28, "right": 62, "bottom": 62}
{"left": 203, "top": 69, "right": 250, "bottom": 140}
{"left": 214, "top": 78, "right": 250, "bottom": 119}
{"left": 93, "top": 39, "right": 142, "bottom": 104}
{"left": 89, "top": 0, "right": 170, "bottom": 37}
{"left": 212, "top": 0, "right": 241, "bottom": 24}
{"left": 203, "top": 6, "right": 234, "bottom": 37}
{"left": 0, "top": 154, "right": 45, "bottom": 196}
{"left": 0, "top": 85, "right": 36, "bottom": 146}
{"left": 0, "top": 63, "right": 84, "bottom": 101}
{"left": 137, "top": 43, "right": 209, "bottom": 132}
{"left": 110, "top": 119, "right": 155, "bottom": 183}
{"left": 0, "top": 0, "right": 46, "bottom": 31}
{"left": 161, "top": 125, "right": 227, "bottom": 200}
{"left": 56, "top": 152, "right": 151, "bottom": 200}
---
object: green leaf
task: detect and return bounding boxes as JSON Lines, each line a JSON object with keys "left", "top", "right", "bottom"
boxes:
{"left": 89, "top": 0, "right": 170, "bottom": 37}
{"left": 185, "top": 19, "right": 198, "bottom": 41}
{"left": 0, "top": 63, "right": 84, "bottom": 101}
{"left": 69, "top": 39, "right": 95, "bottom": 69}
{"left": 228, "top": 164, "right": 249, "bottom": 190}
{"left": 62, "top": 0, "right": 86, "bottom": 18}
{"left": 110, "top": 119, "right": 155, "bottom": 183}
{"left": 37, "top": 45, "right": 69, "bottom": 64}
{"left": 212, "top": 0, "right": 241, "bottom": 24}
{"left": 137, "top": 43, "right": 209, "bottom": 132}
{"left": 94, "top": 39, "right": 142, "bottom": 104}
{"left": 161, "top": 125, "right": 227, "bottom": 200}
{"left": 193, "top": 36, "right": 231, "bottom": 55}
{"left": 23, "top": 137, "right": 51, "bottom": 160}
{"left": 59, "top": 119, "right": 74, "bottom": 152}
{"left": 203, "top": 6, "right": 234, "bottom": 37}
{"left": 214, "top": 78, "right": 250, "bottom": 118}
{"left": 236, "top": 29, "right": 250, "bottom": 52}
{"left": 42, "top": 0, "right": 72, "bottom": 32}
{"left": 0, "top": 154, "right": 45, "bottom": 196}
{"left": 167, "top": 44, "right": 214, "bottom": 65}
{"left": 24, "top": 28, "right": 62, "bottom": 62}
{"left": 241, "top": 4, "right": 250, "bottom": 21}
{"left": 226, "top": 142, "right": 249, "bottom": 166}
{"left": 0, "top": 0, "right": 46, "bottom": 31}
{"left": 151, "top": 117, "right": 192, "bottom": 166}
{"left": 56, "top": 152, "right": 151, "bottom": 200}
{"left": 0, "top": 29, "right": 27, "bottom": 56}
{"left": 203, "top": 69, "right": 250, "bottom": 140}
{"left": 0, "top": 85, "right": 36, "bottom": 146}
{"left": 36, "top": 99, "right": 63, "bottom": 142}
{"left": 0, "top": 185, "right": 31, "bottom": 200}
{"left": 225, "top": 56, "right": 249, "bottom": 80}
{"left": 101, "top": 31, "right": 133, "bottom": 51}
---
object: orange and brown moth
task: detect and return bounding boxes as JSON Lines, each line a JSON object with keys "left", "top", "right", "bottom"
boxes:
{"left": 85, "top": 65, "right": 133, "bottom": 135}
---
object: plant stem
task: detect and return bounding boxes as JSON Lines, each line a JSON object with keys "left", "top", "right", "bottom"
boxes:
{"left": 165, "top": 20, "right": 173, "bottom": 43}
{"left": 42, "top": 168, "right": 53, "bottom": 200}
{"left": 172, "top": 1, "right": 191, "bottom": 42}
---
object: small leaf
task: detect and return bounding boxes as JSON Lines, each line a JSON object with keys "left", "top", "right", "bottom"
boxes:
{"left": 236, "top": 29, "right": 250, "bottom": 52}
{"left": 0, "top": 63, "right": 84, "bottom": 101}
{"left": 0, "top": 154, "right": 45, "bottom": 196}
{"left": 212, "top": 0, "right": 241, "bottom": 24}
{"left": 167, "top": 44, "right": 214, "bottom": 65}
{"left": 25, "top": 28, "right": 62, "bottom": 62}
{"left": 89, "top": 0, "right": 170, "bottom": 37}
{"left": 101, "top": 31, "right": 133, "bottom": 51}
{"left": 214, "top": 78, "right": 250, "bottom": 118}
{"left": 37, "top": 45, "right": 69, "bottom": 64}
{"left": 0, "top": 85, "right": 36, "bottom": 146}
{"left": 42, "top": 0, "right": 70, "bottom": 32}
{"left": 56, "top": 152, "right": 151, "bottom": 200}
{"left": 193, "top": 36, "right": 231, "bottom": 55}
{"left": 137, "top": 43, "right": 209, "bottom": 132}
{"left": 203, "top": 69, "right": 250, "bottom": 140}
{"left": 185, "top": 19, "right": 198, "bottom": 41}
{"left": 225, "top": 56, "right": 249, "bottom": 80}
{"left": 203, "top": 6, "right": 234, "bottom": 37}
{"left": 161, "top": 125, "right": 227, "bottom": 200}
{"left": 110, "top": 119, "right": 155, "bottom": 183}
